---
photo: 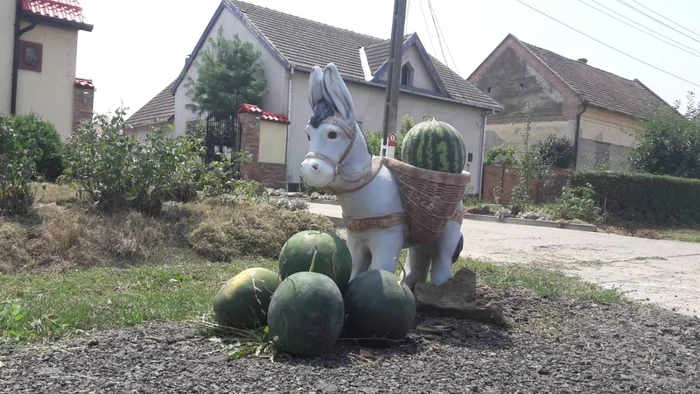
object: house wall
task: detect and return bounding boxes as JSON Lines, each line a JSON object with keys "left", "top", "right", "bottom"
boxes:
{"left": 0, "top": 1, "right": 16, "bottom": 115}
{"left": 239, "top": 112, "right": 286, "bottom": 189}
{"left": 374, "top": 44, "right": 439, "bottom": 92}
{"left": 577, "top": 106, "right": 641, "bottom": 171}
{"left": 258, "top": 121, "right": 287, "bottom": 164}
{"left": 288, "top": 71, "right": 488, "bottom": 193}
{"left": 483, "top": 120, "right": 576, "bottom": 154}
{"left": 173, "top": 7, "right": 288, "bottom": 137}
{"left": 15, "top": 22, "right": 78, "bottom": 138}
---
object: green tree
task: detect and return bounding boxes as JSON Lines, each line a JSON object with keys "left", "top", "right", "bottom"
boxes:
{"left": 184, "top": 26, "right": 267, "bottom": 118}
{"left": 628, "top": 92, "right": 700, "bottom": 179}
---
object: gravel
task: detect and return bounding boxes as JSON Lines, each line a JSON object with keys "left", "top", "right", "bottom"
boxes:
{"left": 2, "top": 289, "right": 699, "bottom": 394}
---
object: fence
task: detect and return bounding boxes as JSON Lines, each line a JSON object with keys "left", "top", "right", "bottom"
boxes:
{"left": 481, "top": 163, "right": 569, "bottom": 205}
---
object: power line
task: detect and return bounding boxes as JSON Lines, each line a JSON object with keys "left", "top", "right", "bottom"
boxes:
{"left": 425, "top": 0, "right": 468, "bottom": 99}
{"left": 418, "top": 0, "right": 437, "bottom": 57}
{"left": 631, "top": 0, "right": 700, "bottom": 39}
{"left": 616, "top": 0, "right": 700, "bottom": 45}
{"left": 515, "top": 0, "right": 700, "bottom": 89}
{"left": 580, "top": 0, "right": 700, "bottom": 59}
{"left": 427, "top": 0, "right": 460, "bottom": 74}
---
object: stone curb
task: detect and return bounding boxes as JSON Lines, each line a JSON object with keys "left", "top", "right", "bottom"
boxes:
{"left": 463, "top": 213, "right": 597, "bottom": 232}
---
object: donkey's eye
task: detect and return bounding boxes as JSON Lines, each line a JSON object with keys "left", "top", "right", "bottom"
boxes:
{"left": 328, "top": 131, "right": 338, "bottom": 139}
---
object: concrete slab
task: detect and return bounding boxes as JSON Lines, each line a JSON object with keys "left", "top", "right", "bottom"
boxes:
{"left": 309, "top": 202, "right": 700, "bottom": 317}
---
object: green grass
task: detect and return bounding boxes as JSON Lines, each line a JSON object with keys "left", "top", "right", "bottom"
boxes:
{"left": 656, "top": 228, "right": 700, "bottom": 243}
{"left": 0, "top": 258, "right": 275, "bottom": 345}
{"left": 453, "top": 259, "right": 624, "bottom": 304}
{"left": 0, "top": 256, "right": 624, "bottom": 346}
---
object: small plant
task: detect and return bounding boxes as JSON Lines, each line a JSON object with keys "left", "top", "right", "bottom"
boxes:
{"left": 484, "top": 144, "right": 517, "bottom": 165}
{"left": 0, "top": 113, "right": 64, "bottom": 182}
{"left": 0, "top": 299, "right": 26, "bottom": 342}
{"left": 0, "top": 118, "right": 43, "bottom": 215}
{"left": 548, "top": 183, "right": 603, "bottom": 223}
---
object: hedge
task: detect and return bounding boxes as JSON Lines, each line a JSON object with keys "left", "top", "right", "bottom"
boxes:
{"left": 569, "top": 170, "right": 700, "bottom": 225}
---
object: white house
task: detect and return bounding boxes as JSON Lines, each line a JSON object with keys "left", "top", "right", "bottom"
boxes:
{"left": 0, "top": 0, "right": 95, "bottom": 138}
{"left": 136, "top": 0, "right": 503, "bottom": 192}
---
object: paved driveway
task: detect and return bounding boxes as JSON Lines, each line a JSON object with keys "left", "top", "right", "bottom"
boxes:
{"left": 309, "top": 202, "right": 700, "bottom": 317}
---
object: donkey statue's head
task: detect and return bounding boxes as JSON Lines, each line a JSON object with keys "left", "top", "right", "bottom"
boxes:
{"left": 300, "top": 63, "right": 373, "bottom": 194}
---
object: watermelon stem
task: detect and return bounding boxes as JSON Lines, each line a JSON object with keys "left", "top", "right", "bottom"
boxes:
{"left": 395, "top": 257, "right": 407, "bottom": 286}
{"left": 422, "top": 114, "right": 435, "bottom": 122}
{"left": 309, "top": 247, "right": 319, "bottom": 272}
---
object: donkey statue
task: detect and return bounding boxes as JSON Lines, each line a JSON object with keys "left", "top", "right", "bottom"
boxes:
{"left": 300, "top": 63, "right": 468, "bottom": 289}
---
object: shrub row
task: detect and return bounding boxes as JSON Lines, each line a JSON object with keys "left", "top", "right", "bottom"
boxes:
{"left": 569, "top": 170, "right": 700, "bottom": 225}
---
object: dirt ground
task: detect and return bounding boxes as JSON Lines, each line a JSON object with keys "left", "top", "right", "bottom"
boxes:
{"left": 309, "top": 203, "right": 700, "bottom": 318}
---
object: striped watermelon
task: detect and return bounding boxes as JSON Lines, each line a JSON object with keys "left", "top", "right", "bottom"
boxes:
{"left": 401, "top": 115, "right": 466, "bottom": 174}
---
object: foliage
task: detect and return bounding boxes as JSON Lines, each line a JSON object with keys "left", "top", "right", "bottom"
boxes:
{"left": 363, "top": 113, "right": 410, "bottom": 160}
{"left": 569, "top": 170, "right": 700, "bottom": 225}
{"left": 484, "top": 144, "right": 517, "bottom": 165}
{"left": 184, "top": 26, "right": 267, "bottom": 118}
{"left": 547, "top": 183, "right": 603, "bottom": 223}
{"left": 0, "top": 113, "right": 64, "bottom": 182}
{"left": 628, "top": 92, "right": 700, "bottom": 179}
{"left": 196, "top": 153, "right": 257, "bottom": 198}
{"left": 534, "top": 134, "right": 574, "bottom": 169}
{"left": 0, "top": 118, "right": 43, "bottom": 215}
{"left": 509, "top": 106, "right": 554, "bottom": 210}
{"left": 59, "top": 107, "right": 202, "bottom": 214}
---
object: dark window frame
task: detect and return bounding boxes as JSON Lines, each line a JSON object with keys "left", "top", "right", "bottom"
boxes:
{"left": 18, "top": 40, "right": 43, "bottom": 73}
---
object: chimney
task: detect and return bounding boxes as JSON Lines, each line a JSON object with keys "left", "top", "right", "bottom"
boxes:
{"left": 577, "top": 58, "right": 588, "bottom": 64}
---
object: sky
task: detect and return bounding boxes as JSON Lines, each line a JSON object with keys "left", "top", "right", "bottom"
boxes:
{"left": 74, "top": 0, "right": 700, "bottom": 119}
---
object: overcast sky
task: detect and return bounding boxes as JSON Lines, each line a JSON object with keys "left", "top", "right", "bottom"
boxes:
{"left": 75, "top": 0, "right": 700, "bottom": 118}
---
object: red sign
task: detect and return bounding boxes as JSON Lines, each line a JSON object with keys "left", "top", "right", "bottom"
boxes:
{"left": 388, "top": 133, "right": 397, "bottom": 147}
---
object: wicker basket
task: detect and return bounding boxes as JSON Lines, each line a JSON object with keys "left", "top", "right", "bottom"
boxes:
{"left": 382, "top": 157, "right": 470, "bottom": 245}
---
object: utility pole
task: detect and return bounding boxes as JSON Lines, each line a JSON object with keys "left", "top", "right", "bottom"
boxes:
{"left": 380, "top": 0, "right": 407, "bottom": 157}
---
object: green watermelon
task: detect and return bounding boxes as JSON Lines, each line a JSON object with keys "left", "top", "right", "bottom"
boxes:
{"left": 212, "top": 267, "right": 281, "bottom": 329}
{"left": 401, "top": 115, "right": 466, "bottom": 174}
{"left": 342, "top": 269, "right": 416, "bottom": 347}
{"left": 267, "top": 271, "right": 345, "bottom": 356}
{"left": 278, "top": 230, "right": 352, "bottom": 291}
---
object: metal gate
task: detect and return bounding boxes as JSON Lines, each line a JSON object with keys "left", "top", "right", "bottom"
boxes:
{"left": 204, "top": 112, "right": 243, "bottom": 165}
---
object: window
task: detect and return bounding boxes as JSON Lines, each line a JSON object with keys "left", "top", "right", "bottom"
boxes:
{"left": 18, "top": 40, "right": 43, "bottom": 72}
{"left": 400, "top": 63, "right": 413, "bottom": 86}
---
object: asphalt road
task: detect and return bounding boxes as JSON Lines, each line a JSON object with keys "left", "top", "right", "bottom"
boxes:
{"left": 309, "top": 202, "right": 700, "bottom": 317}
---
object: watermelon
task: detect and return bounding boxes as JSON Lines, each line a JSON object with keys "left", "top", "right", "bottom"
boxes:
{"left": 401, "top": 115, "right": 467, "bottom": 174}
{"left": 267, "top": 271, "right": 345, "bottom": 356}
{"left": 278, "top": 230, "right": 352, "bottom": 291}
{"left": 212, "top": 267, "right": 281, "bottom": 329}
{"left": 342, "top": 269, "right": 417, "bottom": 347}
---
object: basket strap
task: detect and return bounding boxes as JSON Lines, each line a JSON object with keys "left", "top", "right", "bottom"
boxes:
{"left": 343, "top": 211, "right": 407, "bottom": 232}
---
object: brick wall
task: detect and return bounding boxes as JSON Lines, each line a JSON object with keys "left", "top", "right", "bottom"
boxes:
{"left": 238, "top": 112, "right": 287, "bottom": 189}
{"left": 73, "top": 84, "right": 94, "bottom": 133}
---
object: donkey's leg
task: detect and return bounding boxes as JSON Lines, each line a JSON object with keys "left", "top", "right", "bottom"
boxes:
{"left": 401, "top": 245, "right": 431, "bottom": 289}
{"left": 347, "top": 232, "right": 371, "bottom": 281}
{"left": 429, "top": 220, "right": 464, "bottom": 286}
{"left": 367, "top": 226, "right": 405, "bottom": 275}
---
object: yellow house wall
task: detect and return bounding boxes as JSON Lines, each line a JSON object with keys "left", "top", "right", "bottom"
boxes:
{"left": 15, "top": 23, "right": 78, "bottom": 138}
{"left": 258, "top": 121, "right": 286, "bottom": 164}
{"left": 0, "top": 1, "right": 17, "bottom": 115}
{"left": 577, "top": 106, "right": 642, "bottom": 171}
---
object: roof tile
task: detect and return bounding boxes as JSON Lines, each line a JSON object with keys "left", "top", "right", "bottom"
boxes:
{"left": 522, "top": 41, "right": 669, "bottom": 119}
{"left": 125, "top": 81, "right": 176, "bottom": 127}
{"left": 22, "top": 0, "right": 89, "bottom": 25}
{"left": 227, "top": 0, "right": 502, "bottom": 111}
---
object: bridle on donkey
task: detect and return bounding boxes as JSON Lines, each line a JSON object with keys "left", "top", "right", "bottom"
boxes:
{"left": 304, "top": 114, "right": 382, "bottom": 194}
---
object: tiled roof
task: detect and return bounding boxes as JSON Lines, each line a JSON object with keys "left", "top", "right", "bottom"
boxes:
{"left": 125, "top": 81, "right": 176, "bottom": 127}
{"left": 237, "top": 103, "right": 290, "bottom": 124}
{"left": 173, "top": 0, "right": 502, "bottom": 112}
{"left": 21, "top": 0, "right": 93, "bottom": 31}
{"left": 522, "top": 41, "right": 669, "bottom": 120}
{"left": 74, "top": 77, "right": 94, "bottom": 89}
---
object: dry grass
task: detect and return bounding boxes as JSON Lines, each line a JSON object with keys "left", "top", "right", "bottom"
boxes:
{"left": 0, "top": 197, "right": 335, "bottom": 274}
{"left": 32, "top": 182, "right": 78, "bottom": 204}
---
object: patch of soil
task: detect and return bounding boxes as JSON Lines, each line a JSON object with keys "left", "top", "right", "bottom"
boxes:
{"left": 2, "top": 289, "right": 698, "bottom": 393}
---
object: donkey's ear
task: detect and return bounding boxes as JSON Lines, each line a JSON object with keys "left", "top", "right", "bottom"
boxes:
{"left": 308, "top": 66, "right": 325, "bottom": 109}
{"left": 321, "top": 63, "right": 355, "bottom": 121}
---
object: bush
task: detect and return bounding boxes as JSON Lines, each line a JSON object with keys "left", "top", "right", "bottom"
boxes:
{"left": 534, "top": 134, "right": 574, "bottom": 169}
{"left": 59, "top": 108, "right": 202, "bottom": 214}
{"left": 0, "top": 113, "right": 64, "bottom": 182}
{"left": 0, "top": 119, "right": 42, "bottom": 215}
{"left": 569, "top": 170, "right": 700, "bottom": 225}
{"left": 547, "top": 183, "right": 602, "bottom": 223}
{"left": 484, "top": 144, "right": 517, "bottom": 165}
